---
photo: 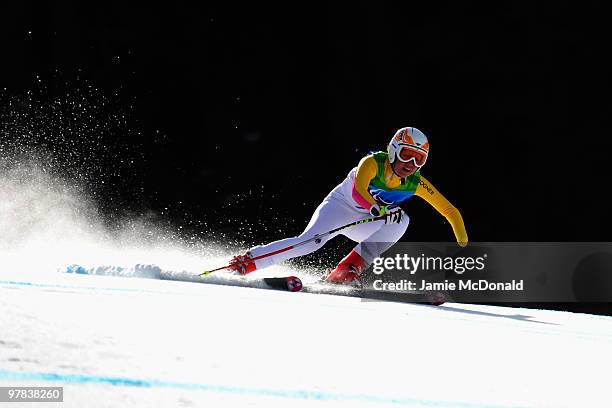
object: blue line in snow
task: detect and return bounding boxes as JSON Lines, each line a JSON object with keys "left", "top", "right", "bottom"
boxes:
{"left": 0, "top": 369, "right": 524, "bottom": 408}
{"left": 0, "top": 279, "right": 166, "bottom": 295}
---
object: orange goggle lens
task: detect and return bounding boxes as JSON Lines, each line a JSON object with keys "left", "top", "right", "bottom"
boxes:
{"left": 397, "top": 146, "right": 427, "bottom": 166}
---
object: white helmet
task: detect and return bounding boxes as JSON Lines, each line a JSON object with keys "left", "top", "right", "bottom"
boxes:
{"left": 388, "top": 127, "right": 430, "bottom": 166}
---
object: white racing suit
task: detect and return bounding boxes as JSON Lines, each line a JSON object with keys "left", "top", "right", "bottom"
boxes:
{"left": 249, "top": 168, "right": 409, "bottom": 270}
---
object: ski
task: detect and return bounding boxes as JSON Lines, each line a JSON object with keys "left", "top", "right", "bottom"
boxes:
{"left": 63, "top": 264, "right": 442, "bottom": 304}
{"left": 301, "top": 279, "right": 447, "bottom": 306}
{"left": 64, "top": 264, "right": 304, "bottom": 292}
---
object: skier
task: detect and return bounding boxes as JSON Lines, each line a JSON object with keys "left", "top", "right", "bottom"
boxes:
{"left": 228, "top": 127, "right": 468, "bottom": 285}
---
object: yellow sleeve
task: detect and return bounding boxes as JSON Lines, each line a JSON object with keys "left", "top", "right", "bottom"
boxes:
{"left": 353, "top": 155, "right": 378, "bottom": 208}
{"left": 415, "top": 175, "right": 468, "bottom": 246}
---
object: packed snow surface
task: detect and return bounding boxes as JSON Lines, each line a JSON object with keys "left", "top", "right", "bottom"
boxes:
{"left": 1, "top": 270, "right": 611, "bottom": 408}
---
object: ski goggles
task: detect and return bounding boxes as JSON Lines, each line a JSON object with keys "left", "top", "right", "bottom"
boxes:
{"left": 397, "top": 145, "right": 428, "bottom": 167}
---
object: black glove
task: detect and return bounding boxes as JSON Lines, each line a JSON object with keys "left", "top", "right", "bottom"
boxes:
{"left": 384, "top": 209, "right": 403, "bottom": 224}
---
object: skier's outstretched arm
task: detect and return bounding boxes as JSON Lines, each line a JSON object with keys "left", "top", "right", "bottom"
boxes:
{"left": 415, "top": 175, "right": 468, "bottom": 246}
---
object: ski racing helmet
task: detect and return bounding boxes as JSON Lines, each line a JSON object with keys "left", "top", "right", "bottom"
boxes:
{"left": 388, "top": 127, "right": 429, "bottom": 167}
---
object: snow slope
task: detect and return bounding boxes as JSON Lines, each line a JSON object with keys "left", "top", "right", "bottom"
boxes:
{"left": 1, "top": 271, "right": 611, "bottom": 408}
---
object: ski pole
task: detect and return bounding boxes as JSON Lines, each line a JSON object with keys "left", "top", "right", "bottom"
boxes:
{"left": 200, "top": 213, "right": 392, "bottom": 276}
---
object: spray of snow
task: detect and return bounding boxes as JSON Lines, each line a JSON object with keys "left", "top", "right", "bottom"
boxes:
{"left": 0, "top": 158, "right": 217, "bottom": 275}
{"left": 0, "top": 156, "right": 320, "bottom": 286}
{"left": 0, "top": 82, "right": 322, "bottom": 284}
{"left": 0, "top": 82, "right": 224, "bottom": 279}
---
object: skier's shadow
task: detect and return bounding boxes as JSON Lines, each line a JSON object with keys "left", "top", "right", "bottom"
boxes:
{"left": 426, "top": 304, "right": 559, "bottom": 325}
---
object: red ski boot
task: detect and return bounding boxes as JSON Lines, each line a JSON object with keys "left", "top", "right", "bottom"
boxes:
{"left": 227, "top": 251, "right": 257, "bottom": 275}
{"left": 323, "top": 250, "right": 366, "bottom": 286}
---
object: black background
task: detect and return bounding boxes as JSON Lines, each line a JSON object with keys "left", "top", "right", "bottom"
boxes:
{"left": 1, "top": 2, "right": 610, "bottom": 247}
